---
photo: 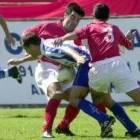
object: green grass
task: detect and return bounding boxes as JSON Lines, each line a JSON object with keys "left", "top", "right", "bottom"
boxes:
{"left": 0, "top": 105, "right": 140, "bottom": 140}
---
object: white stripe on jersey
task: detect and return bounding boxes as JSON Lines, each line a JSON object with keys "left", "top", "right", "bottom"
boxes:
{"left": 40, "top": 39, "right": 90, "bottom": 67}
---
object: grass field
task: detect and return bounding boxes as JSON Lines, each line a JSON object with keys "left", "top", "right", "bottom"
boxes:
{"left": 0, "top": 105, "right": 140, "bottom": 140}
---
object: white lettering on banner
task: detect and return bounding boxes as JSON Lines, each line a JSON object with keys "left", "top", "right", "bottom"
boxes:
{"left": 0, "top": 18, "right": 140, "bottom": 105}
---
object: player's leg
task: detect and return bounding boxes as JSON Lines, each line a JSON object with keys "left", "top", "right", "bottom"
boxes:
{"left": 0, "top": 67, "right": 6, "bottom": 78}
{"left": 126, "top": 88, "right": 140, "bottom": 105}
{"left": 64, "top": 61, "right": 115, "bottom": 138}
{"left": 124, "top": 89, "right": 140, "bottom": 137}
{"left": 91, "top": 93, "right": 107, "bottom": 113}
{"left": 55, "top": 61, "right": 90, "bottom": 136}
{"left": 70, "top": 90, "right": 115, "bottom": 137}
{"left": 101, "top": 92, "right": 140, "bottom": 138}
{"left": 104, "top": 57, "right": 140, "bottom": 138}
{"left": 35, "top": 63, "right": 62, "bottom": 138}
{"left": 8, "top": 66, "right": 22, "bottom": 83}
{"left": 35, "top": 62, "right": 78, "bottom": 138}
{"left": 0, "top": 66, "right": 22, "bottom": 83}
{"left": 56, "top": 61, "right": 91, "bottom": 136}
{"left": 42, "top": 82, "right": 65, "bottom": 138}
{"left": 55, "top": 86, "right": 88, "bottom": 136}
{"left": 87, "top": 57, "right": 138, "bottom": 137}
{"left": 91, "top": 92, "right": 113, "bottom": 137}
{"left": 68, "top": 85, "right": 115, "bottom": 138}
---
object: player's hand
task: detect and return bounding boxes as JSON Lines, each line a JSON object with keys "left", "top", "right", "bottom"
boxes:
{"left": 125, "top": 30, "right": 136, "bottom": 42}
{"left": 53, "top": 37, "right": 64, "bottom": 47}
{"left": 76, "top": 55, "right": 86, "bottom": 66}
{"left": 7, "top": 58, "right": 21, "bottom": 65}
{"left": 5, "top": 35, "right": 15, "bottom": 46}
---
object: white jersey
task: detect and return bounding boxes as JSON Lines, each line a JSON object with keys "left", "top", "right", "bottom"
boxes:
{"left": 40, "top": 39, "right": 90, "bottom": 67}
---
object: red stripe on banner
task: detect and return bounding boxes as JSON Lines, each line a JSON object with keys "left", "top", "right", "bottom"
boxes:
{"left": 0, "top": 0, "right": 140, "bottom": 19}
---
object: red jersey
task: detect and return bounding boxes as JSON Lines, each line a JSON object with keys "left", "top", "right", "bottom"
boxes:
{"left": 75, "top": 20, "right": 132, "bottom": 63}
{"left": 23, "top": 20, "right": 81, "bottom": 65}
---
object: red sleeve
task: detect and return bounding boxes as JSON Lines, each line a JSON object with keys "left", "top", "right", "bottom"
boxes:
{"left": 75, "top": 24, "right": 89, "bottom": 40}
{"left": 74, "top": 38, "right": 82, "bottom": 46}
{"left": 116, "top": 26, "right": 132, "bottom": 49}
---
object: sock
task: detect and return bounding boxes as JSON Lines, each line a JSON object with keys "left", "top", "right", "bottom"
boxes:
{"left": 8, "top": 68, "right": 13, "bottom": 77}
{"left": 95, "top": 103, "right": 107, "bottom": 113}
{"left": 78, "top": 99, "right": 109, "bottom": 123}
{"left": 0, "top": 70, "right": 6, "bottom": 78}
{"left": 110, "top": 103, "right": 137, "bottom": 132}
{"left": 58, "top": 104, "right": 80, "bottom": 129}
{"left": 42, "top": 98, "right": 60, "bottom": 132}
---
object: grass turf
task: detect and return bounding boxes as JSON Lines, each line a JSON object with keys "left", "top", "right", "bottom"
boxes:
{"left": 0, "top": 105, "right": 140, "bottom": 140}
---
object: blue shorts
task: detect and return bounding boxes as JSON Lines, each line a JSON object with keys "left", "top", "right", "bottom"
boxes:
{"left": 73, "top": 60, "right": 90, "bottom": 87}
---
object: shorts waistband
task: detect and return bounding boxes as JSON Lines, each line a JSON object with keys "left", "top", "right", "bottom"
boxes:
{"left": 90, "top": 56, "right": 121, "bottom": 66}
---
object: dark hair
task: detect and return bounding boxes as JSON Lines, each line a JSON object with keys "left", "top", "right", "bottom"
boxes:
{"left": 20, "top": 32, "right": 41, "bottom": 48}
{"left": 65, "top": 2, "right": 85, "bottom": 17}
{"left": 93, "top": 3, "right": 110, "bottom": 20}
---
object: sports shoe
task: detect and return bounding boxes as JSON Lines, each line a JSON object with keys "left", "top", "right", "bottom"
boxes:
{"left": 125, "top": 129, "right": 140, "bottom": 138}
{"left": 100, "top": 116, "right": 115, "bottom": 138}
{"left": 105, "top": 127, "right": 114, "bottom": 137}
{"left": 42, "top": 130, "right": 54, "bottom": 138}
{"left": 9, "top": 66, "right": 22, "bottom": 83}
{"left": 55, "top": 126, "right": 75, "bottom": 136}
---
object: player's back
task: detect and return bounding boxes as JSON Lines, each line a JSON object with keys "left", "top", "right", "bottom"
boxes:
{"left": 89, "top": 21, "right": 121, "bottom": 62}
{"left": 76, "top": 20, "right": 128, "bottom": 63}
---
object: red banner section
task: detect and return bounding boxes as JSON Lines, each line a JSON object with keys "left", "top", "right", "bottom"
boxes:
{"left": 0, "top": 0, "right": 56, "bottom": 2}
{"left": 0, "top": 0, "right": 140, "bottom": 19}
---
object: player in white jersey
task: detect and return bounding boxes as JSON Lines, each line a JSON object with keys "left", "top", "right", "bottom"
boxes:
{"left": 19, "top": 32, "right": 87, "bottom": 83}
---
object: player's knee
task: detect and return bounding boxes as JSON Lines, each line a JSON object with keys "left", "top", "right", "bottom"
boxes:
{"left": 52, "top": 91, "right": 64, "bottom": 100}
{"left": 102, "top": 95, "right": 115, "bottom": 109}
{"left": 69, "top": 94, "right": 79, "bottom": 107}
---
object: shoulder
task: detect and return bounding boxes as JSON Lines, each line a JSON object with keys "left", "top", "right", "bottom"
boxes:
{"left": 36, "top": 20, "right": 58, "bottom": 27}
{"left": 108, "top": 23, "right": 119, "bottom": 30}
{"left": 41, "top": 20, "right": 62, "bottom": 29}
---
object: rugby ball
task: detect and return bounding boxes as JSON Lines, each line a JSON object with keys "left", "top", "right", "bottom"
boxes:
{"left": 56, "top": 66, "right": 76, "bottom": 83}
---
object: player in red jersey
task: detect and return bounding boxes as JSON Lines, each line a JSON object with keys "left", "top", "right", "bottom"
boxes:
{"left": 54, "top": 3, "right": 140, "bottom": 138}
{"left": 0, "top": 14, "right": 22, "bottom": 83}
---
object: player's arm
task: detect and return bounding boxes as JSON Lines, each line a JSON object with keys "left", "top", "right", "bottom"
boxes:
{"left": 117, "top": 27, "right": 135, "bottom": 50}
{"left": 125, "top": 30, "right": 136, "bottom": 50}
{"left": 0, "top": 14, "right": 15, "bottom": 46}
{"left": 54, "top": 32, "right": 78, "bottom": 47}
{"left": 7, "top": 53, "right": 38, "bottom": 66}
{"left": 54, "top": 25, "right": 88, "bottom": 47}
{"left": 62, "top": 47, "right": 86, "bottom": 65}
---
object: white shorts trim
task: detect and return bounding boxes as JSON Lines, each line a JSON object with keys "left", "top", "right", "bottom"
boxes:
{"left": 90, "top": 56, "right": 120, "bottom": 66}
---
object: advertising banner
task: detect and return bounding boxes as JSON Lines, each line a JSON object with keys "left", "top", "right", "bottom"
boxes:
{"left": 0, "top": 17, "right": 140, "bottom": 105}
